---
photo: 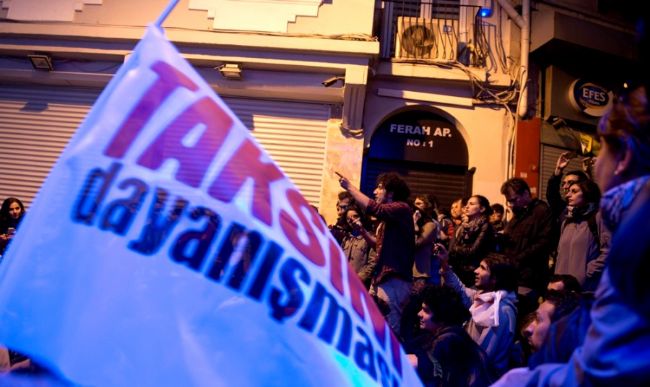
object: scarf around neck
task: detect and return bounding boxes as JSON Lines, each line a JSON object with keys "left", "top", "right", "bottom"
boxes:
{"left": 566, "top": 202, "right": 598, "bottom": 221}
{"left": 469, "top": 290, "right": 514, "bottom": 328}
{"left": 458, "top": 216, "right": 487, "bottom": 239}
{"left": 600, "top": 175, "right": 650, "bottom": 233}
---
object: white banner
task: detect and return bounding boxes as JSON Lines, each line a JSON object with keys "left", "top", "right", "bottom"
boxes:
{"left": 0, "top": 25, "right": 421, "bottom": 386}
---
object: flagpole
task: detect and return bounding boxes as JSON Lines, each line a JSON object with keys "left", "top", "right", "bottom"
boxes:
{"left": 154, "top": 0, "right": 180, "bottom": 28}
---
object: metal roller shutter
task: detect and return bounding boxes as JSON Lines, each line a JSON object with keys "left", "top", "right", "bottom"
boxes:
{"left": 223, "top": 97, "right": 330, "bottom": 207}
{"left": 0, "top": 86, "right": 330, "bottom": 209}
{"left": 0, "top": 85, "right": 100, "bottom": 208}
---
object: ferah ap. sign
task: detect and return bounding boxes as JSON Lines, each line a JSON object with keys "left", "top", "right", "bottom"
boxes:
{"left": 368, "top": 110, "right": 468, "bottom": 167}
{"left": 0, "top": 25, "right": 421, "bottom": 387}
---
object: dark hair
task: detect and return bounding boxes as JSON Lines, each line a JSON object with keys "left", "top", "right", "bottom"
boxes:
{"left": 428, "top": 194, "right": 440, "bottom": 211}
{"left": 482, "top": 253, "right": 517, "bottom": 292}
{"left": 598, "top": 86, "right": 650, "bottom": 177}
{"left": 438, "top": 207, "right": 451, "bottom": 219}
{"left": 421, "top": 285, "right": 471, "bottom": 327}
{"left": 544, "top": 290, "right": 581, "bottom": 323}
{"left": 500, "top": 178, "right": 530, "bottom": 196}
{"left": 519, "top": 311, "right": 537, "bottom": 338}
{"left": 472, "top": 195, "right": 493, "bottom": 217}
{"left": 414, "top": 194, "right": 432, "bottom": 210}
{"left": 563, "top": 170, "right": 589, "bottom": 182}
{"left": 337, "top": 191, "right": 353, "bottom": 201}
{"left": 377, "top": 172, "right": 410, "bottom": 202}
{"left": 452, "top": 197, "right": 468, "bottom": 207}
{"left": 345, "top": 205, "right": 372, "bottom": 231}
{"left": 568, "top": 179, "right": 601, "bottom": 206}
{"left": 491, "top": 203, "right": 505, "bottom": 215}
{"left": 414, "top": 194, "right": 438, "bottom": 220}
{"left": 548, "top": 274, "right": 582, "bottom": 293}
{"left": 0, "top": 197, "right": 25, "bottom": 220}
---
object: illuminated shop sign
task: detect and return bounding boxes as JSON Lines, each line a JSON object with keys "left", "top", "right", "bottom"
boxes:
{"left": 568, "top": 79, "right": 613, "bottom": 117}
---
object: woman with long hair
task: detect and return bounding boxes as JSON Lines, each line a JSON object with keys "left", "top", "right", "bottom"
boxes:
{"left": 399, "top": 195, "right": 440, "bottom": 343}
{"left": 449, "top": 195, "right": 494, "bottom": 287}
{"left": 0, "top": 197, "right": 26, "bottom": 256}
{"left": 412, "top": 194, "right": 439, "bottom": 285}
{"left": 554, "top": 179, "right": 610, "bottom": 290}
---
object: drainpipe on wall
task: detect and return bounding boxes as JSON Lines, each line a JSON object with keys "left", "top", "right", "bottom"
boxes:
{"left": 494, "top": 0, "right": 530, "bottom": 178}
{"left": 495, "top": 0, "right": 530, "bottom": 118}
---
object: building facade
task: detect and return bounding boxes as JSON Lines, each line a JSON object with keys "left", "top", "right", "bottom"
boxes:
{"left": 523, "top": 0, "right": 636, "bottom": 201}
{"left": 4, "top": 0, "right": 633, "bottom": 224}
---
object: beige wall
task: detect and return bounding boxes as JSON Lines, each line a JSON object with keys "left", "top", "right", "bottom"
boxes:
{"left": 1, "top": 0, "right": 374, "bottom": 36}
{"left": 1, "top": 0, "right": 519, "bottom": 217}
{"left": 454, "top": 106, "right": 509, "bottom": 207}
{"left": 289, "top": 0, "right": 374, "bottom": 36}
{"left": 319, "top": 118, "right": 365, "bottom": 225}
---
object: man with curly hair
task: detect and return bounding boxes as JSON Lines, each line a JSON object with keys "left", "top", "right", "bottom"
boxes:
{"left": 408, "top": 285, "right": 494, "bottom": 386}
{"left": 339, "top": 172, "right": 415, "bottom": 335}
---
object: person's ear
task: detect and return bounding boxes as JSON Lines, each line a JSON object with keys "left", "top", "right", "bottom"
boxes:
{"left": 614, "top": 145, "right": 633, "bottom": 176}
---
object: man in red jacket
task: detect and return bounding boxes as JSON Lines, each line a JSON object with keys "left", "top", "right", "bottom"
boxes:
{"left": 339, "top": 172, "right": 415, "bottom": 335}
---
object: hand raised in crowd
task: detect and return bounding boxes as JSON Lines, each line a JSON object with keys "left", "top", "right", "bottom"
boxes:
{"left": 413, "top": 210, "right": 421, "bottom": 231}
{"left": 336, "top": 172, "right": 351, "bottom": 190}
{"left": 335, "top": 171, "right": 370, "bottom": 210}
{"left": 554, "top": 152, "right": 575, "bottom": 175}
{"left": 433, "top": 243, "right": 450, "bottom": 273}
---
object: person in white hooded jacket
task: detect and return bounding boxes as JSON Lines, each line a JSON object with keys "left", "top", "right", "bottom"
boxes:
{"left": 436, "top": 245, "right": 518, "bottom": 377}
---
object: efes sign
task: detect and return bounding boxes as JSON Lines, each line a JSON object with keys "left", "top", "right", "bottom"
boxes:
{"left": 568, "top": 79, "right": 613, "bottom": 117}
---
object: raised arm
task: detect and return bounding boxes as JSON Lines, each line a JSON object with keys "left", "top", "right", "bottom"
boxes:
{"left": 437, "top": 243, "right": 475, "bottom": 308}
{"left": 350, "top": 217, "right": 377, "bottom": 248}
{"left": 338, "top": 175, "right": 370, "bottom": 210}
{"left": 547, "top": 152, "right": 571, "bottom": 216}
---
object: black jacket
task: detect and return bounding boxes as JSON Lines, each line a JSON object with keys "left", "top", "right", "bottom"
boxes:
{"left": 503, "top": 199, "right": 554, "bottom": 291}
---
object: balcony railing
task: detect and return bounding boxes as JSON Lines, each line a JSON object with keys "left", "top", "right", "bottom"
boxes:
{"left": 379, "top": 0, "right": 488, "bottom": 67}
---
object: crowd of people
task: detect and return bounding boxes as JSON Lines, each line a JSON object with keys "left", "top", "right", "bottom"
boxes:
{"left": 1, "top": 85, "right": 649, "bottom": 384}
{"left": 1, "top": 18, "right": 649, "bottom": 383}
{"left": 0, "top": 84, "right": 649, "bottom": 383}
{"left": 334, "top": 83, "right": 649, "bottom": 385}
